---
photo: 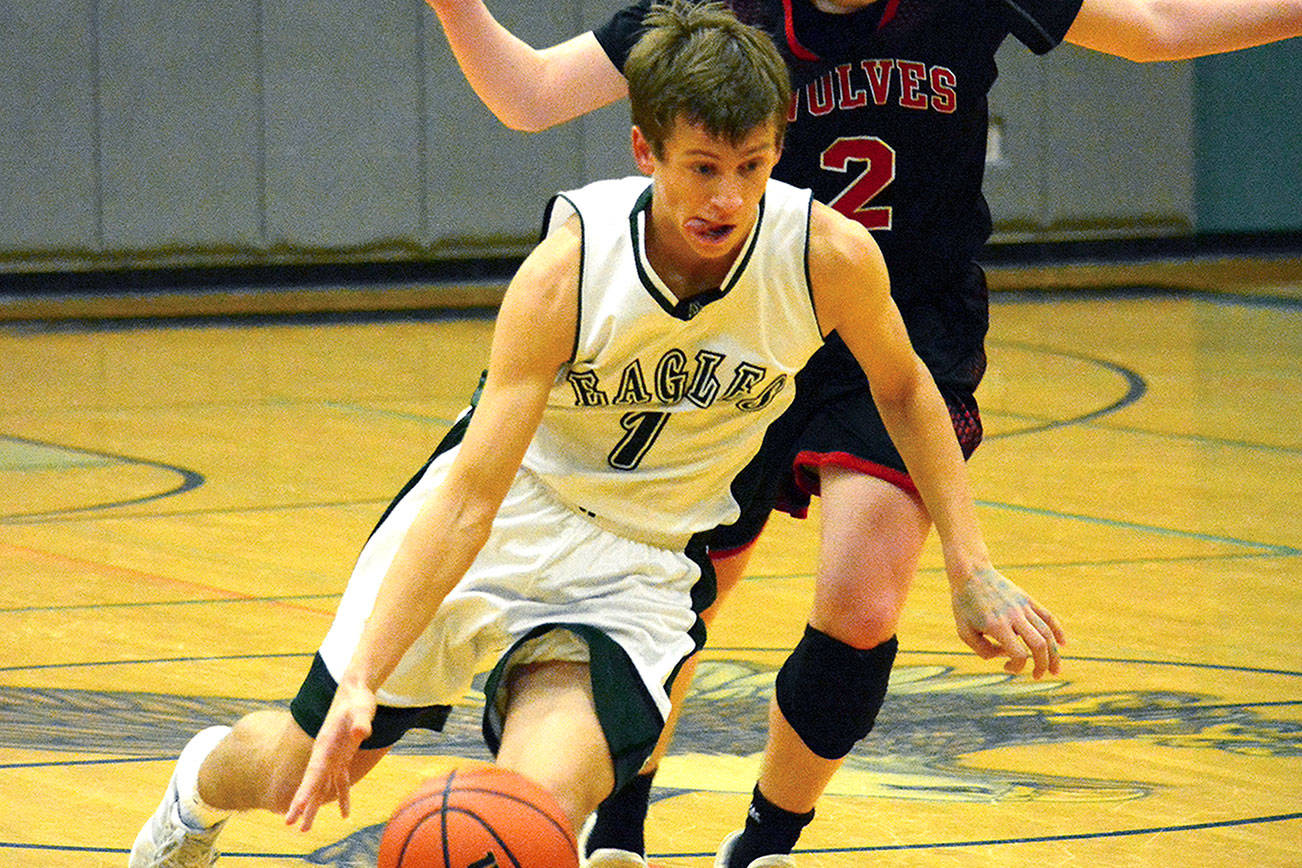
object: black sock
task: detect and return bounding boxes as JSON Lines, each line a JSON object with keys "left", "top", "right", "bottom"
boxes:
{"left": 728, "top": 786, "right": 815, "bottom": 868}
{"left": 585, "top": 770, "right": 656, "bottom": 857}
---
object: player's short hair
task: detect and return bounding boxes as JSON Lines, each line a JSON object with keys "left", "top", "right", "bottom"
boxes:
{"left": 624, "top": 0, "right": 791, "bottom": 155}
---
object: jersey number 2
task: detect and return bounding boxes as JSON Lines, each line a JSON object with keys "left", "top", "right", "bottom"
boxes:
{"left": 821, "top": 136, "right": 895, "bottom": 231}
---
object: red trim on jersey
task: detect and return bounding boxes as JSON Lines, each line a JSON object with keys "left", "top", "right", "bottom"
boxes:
{"left": 781, "top": 0, "right": 902, "bottom": 62}
{"left": 708, "top": 535, "right": 761, "bottom": 561}
{"left": 781, "top": 0, "right": 820, "bottom": 60}
{"left": 792, "top": 450, "right": 919, "bottom": 496}
{"left": 877, "top": 0, "right": 900, "bottom": 28}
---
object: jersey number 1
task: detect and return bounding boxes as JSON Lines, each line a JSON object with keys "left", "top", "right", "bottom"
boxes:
{"left": 609, "top": 411, "right": 670, "bottom": 471}
{"left": 821, "top": 136, "right": 895, "bottom": 231}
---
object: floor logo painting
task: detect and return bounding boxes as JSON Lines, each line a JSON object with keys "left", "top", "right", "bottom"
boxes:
{"left": 3, "top": 655, "right": 1295, "bottom": 862}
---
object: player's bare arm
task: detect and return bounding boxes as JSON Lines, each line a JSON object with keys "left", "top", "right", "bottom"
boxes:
{"left": 425, "top": 0, "right": 626, "bottom": 131}
{"left": 806, "top": 202, "right": 1066, "bottom": 678}
{"left": 1066, "top": 0, "right": 1302, "bottom": 61}
{"left": 284, "top": 219, "right": 581, "bottom": 831}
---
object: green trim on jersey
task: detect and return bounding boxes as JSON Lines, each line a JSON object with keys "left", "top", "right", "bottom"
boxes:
{"left": 290, "top": 653, "right": 451, "bottom": 749}
{"left": 542, "top": 193, "right": 585, "bottom": 365}
{"left": 628, "top": 185, "right": 767, "bottom": 321}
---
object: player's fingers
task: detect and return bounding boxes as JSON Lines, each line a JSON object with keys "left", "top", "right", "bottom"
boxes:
{"left": 286, "top": 782, "right": 321, "bottom": 832}
{"left": 1041, "top": 634, "right": 1060, "bottom": 677}
{"left": 1032, "top": 600, "right": 1068, "bottom": 646}
{"left": 297, "top": 800, "right": 320, "bottom": 833}
{"left": 284, "top": 771, "right": 309, "bottom": 825}
{"left": 287, "top": 748, "right": 336, "bottom": 831}
{"left": 1024, "top": 607, "right": 1063, "bottom": 676}
{"left": 1011, "top": 612, "right": 1057, "bottom": 679}
{"left": 1034, "top": 613, "right": 1062, "bottom": 676}
{"left": 957, "top": 623, "right": 1000, "bottom": 659}
{"left": 1012, "top": 620, "right": 1045, "bottom": 679}
{"left": 989, "top": 623, "right": 1029, "bottom": 674}
{"left": 336, "top": 770, "right": 352, "bottom": 820}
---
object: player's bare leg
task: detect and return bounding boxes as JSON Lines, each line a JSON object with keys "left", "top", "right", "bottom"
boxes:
{"left": 649, "top": 545, "right": 750, "bottom": 769}
{"left": 497, "top": 660, "right": 617, "bottom": 833}
{"left": 721, "top": 468, "right": 929, "bottom": 867}
{"left": 200, "top": 710, "right": 387, "bottom": 813}
{"left": 129, "top": 709, "right": 387, "bottom": 867}
{"left": 579, "top": 546, "right": 752, "bottom": 865}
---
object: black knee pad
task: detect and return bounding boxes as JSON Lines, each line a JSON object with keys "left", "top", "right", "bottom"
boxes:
{"left": 774, "top": 626, "right": 898, "bottom": 760}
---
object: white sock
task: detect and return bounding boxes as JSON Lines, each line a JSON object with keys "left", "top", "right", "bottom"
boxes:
{"left": 173, "top": 725, "right": 233, "bottom": 830}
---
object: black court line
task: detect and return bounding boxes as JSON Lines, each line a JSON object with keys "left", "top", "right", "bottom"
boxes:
{"left": 0, "top": 433, "right": 204, "bottom": 521}
{"left": 1, "top": 304, "right": 502, "bottom": 336}
{"left": 0, "top": 756, "right": 169, "bottom": 771}
{"left": 8, "top": 811, "right": 1301, "bottom": 858}
{"left": 0, "top": 593, "right": 341, "bottom": 615}
{"left": 989, "top": 283, "right": 1302, "bottom": 312}
{"left": 2, "top": 496, "right": 394, "bottom": 526}
{"left": 702, "top": 646, "right": 1302, "bottom": 680}
{"left": 984, "top": 340, "right": 1148, "bottom": 438}
{"left": 979, "top": 498, "right": 1300, "bottom": 557}
{"left": 0, "top": 651, "right": 310, "bottom": 674}
{"left": 990, "top": 408, "right": 1302, "bottom": 456}
{"left": 3, "top": 646, "right": 1297, "bottom": 680}
{"left": 783, "top": 811, "right": 1302, "bottom": 855}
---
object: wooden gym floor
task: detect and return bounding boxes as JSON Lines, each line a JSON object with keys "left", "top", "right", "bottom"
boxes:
{"left": 0, "top": 252, "right": 1299, "bottom": 866}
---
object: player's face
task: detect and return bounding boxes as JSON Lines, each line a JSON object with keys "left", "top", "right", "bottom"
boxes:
{"left": 634, "top": 118, "right": 782, "bottom": 266}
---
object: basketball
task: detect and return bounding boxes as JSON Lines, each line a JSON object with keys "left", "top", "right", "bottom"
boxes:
{"left": 378, "top": 766, "right": 579, "bottom": 868}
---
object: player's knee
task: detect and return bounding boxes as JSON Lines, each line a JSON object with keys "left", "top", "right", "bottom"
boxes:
{"left": 816, "top": 598, "right": 902, "bottom": 647}
{"left": 810, "top": 571, "right": 910, "bottom": 643}
{"left": 774, "top": 626, "right": 898, "bottom": 760}
{"left": 225, "top": 710, "right": 313, "bottom": 813}
{"left": 263, "top": 776, "right": 299, "bottom": 815}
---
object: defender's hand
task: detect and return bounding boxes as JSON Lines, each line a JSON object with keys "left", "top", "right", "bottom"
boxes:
{"left": 952, "top": 566, "right": 1066, "bottom": 678}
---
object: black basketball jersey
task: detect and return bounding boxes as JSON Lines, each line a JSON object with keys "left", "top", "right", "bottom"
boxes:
{"left": 594, "top": 0, "right": 1082, "bottom": 389}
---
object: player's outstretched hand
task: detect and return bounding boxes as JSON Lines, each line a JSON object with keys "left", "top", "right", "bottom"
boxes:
{"left": 284, "top": 679, "right": 377, "bottom": 832}
{"left": 951, "top": 565, "right": 1066, "bottom": 679}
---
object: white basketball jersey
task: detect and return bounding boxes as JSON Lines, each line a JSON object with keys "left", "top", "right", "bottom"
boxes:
{"left": 521, "top": 176, "right": 825, "bottom": 545}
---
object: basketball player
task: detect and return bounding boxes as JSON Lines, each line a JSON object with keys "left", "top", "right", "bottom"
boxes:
{"left": 127, "top": 4, "right": 1062, "bottom": 866}
{"left": 422, "top": 0, "right": 1301, "bottom": 865}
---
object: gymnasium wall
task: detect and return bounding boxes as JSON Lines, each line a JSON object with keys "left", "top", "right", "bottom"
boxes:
{"left": 1, "top": 1, "right": 1298, "bottom": 276}
{"left": 1193, "top": 41, "right": 1302, "bottom": 234}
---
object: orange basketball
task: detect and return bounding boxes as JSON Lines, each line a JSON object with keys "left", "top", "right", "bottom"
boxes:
{"left": 378, "top": 766, "right": 578, "bottom": 868}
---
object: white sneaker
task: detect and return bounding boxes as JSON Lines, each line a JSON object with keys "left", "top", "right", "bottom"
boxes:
{"left": 713, "top": 830, "right": 797, "bottom": 868}
{"left": 128, "top": 771, "right": 225, "bottom": 867}
{"left": 578, "top": 813, "right": 649, "bottom": 868}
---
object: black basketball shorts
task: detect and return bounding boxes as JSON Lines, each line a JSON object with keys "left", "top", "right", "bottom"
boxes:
{"left": 709, "top": 341, "right": 982, "bottom": 554}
